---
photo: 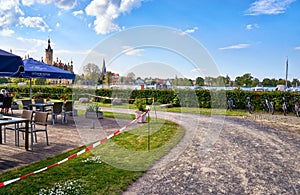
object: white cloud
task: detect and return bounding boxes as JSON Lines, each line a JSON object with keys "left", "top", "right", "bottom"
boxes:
{"left": 22, "top": 0, "right": 76, "bottom": 10}
{"left": 191, "top": 68, "right": 204, "bottom": 73}
{"left": 294, "top": 46, "right": 300, "bottom": 50}
{"left": 16, "top": 36, "right": 47, "bottom": 47}
{"left": 55, "top": 0, "right": 77, "bottom": 10}
{"left": 122, "top": 46, "right": 144, "bottom": 56}
{"left": 0, "top": 28, "right": 15, "bottom": 36}
{"left": 19, "top": 16, "right": 49, "bottom": 31}
{"left": 73, "top": 10, "right": 83, "bottom": 16}
{"left": 0, "top": 0, "right": 23, "bottom": 32}
{"left": 246, "top": 23, "right": 259, "bottom": 30}
{"left": 13, "top": 37, "right": 48, "bottom": 58}
{"left": 185, "top": 27, "right": 198, "bottom": 34}
{"left": 246, "top": 0, "right": 295, "bottom": 16}
{"left": 85, "top": 0, "right": 143, "bottom": 35}
{"left": 56, "top": 22, "right": 60, "bottom": 27}
{"left": 219, "top": 44, "right": 251, "bottom": 50}
{"left": 180, "top": 26, "right": 199, "bottom": 35}
{"left": 120, "top": 0, "right": 142, "bottom": 13}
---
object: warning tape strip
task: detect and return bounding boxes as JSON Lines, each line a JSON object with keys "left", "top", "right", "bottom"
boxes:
{"left": 0, "top": 111, "right": 149, "bottom": 188}
{"left": 86, "top": 94, "right": 155, "bottom": 102}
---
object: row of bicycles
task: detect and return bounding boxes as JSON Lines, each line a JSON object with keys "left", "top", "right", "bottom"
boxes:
{"left": 226, "top": 96, "right": 300, "bottom": 116}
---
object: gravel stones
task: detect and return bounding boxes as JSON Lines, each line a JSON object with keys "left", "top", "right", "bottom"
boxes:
{"left": 124, "top": 112, "right": 300, "bottom": 194}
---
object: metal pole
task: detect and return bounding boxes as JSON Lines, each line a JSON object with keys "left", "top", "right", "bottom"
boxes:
{"left": 30, "top": 78, "right": 32, "bottom": 100}
{"left": 148, "top": 112, "right": 150, "bottom": 152}
{"left": 285, "top": 57, "right": 288, "bottom": 88}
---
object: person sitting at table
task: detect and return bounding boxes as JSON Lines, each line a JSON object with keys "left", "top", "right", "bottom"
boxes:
{"left": 0, "top": 93, "right": 4, "bottom": 103}
{"left": 1, "top": 89, "right": 8, "bottom": 97}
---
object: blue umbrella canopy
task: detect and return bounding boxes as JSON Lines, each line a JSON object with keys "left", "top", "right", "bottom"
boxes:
{"left": 0, "top": 49, "right": 24, "bottom": 76}
{"left": 16, "top": 58, "right": 75, "bottom": 100}
{"left": 21, "top": 58, "right": 75, "bottom": 80}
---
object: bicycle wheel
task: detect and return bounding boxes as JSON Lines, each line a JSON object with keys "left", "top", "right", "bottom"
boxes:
{"left": 283, "top": 108, "right": 287, "bottom": 116}
{"left": 270, "top": 104, "right": 274, "bottom": 115}
{"left": 248, "top": 104, "right": 253, "bottom": 114}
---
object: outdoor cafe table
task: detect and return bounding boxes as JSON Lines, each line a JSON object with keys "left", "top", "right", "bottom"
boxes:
{"left": 29, "top": 103, "right": 54, "bottom": 112}
{"left": 0, "top": 116, "right": 30, "bottom": 150}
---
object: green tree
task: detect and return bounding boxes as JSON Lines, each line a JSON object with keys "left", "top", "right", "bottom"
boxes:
{"left": 82, "top": 63, "right": 101, "bottom": 85}
{"left": 215, "top": 76, "right": 226, "bottom": 86}
{"left": 278, "top": 78, "right": 286, "bottom": 85}
{"left": 104, "top": 71, "right": 112, "bottom": 86}
{"left": 240, "top": 73, "right": 253, "bottom": 87}
{"left": 125, "top": 72, "right": 135, "bottom": 84}
{"left": 291, "top": 78, "right": 299, "bottom": 87}
{"left": 173, "top": 77, "right": 193, "bottom": 86}
{"left": 204, "top": 76, "right": 216, "bottom": 86}
{"left": 234, "top": 76, "right": 242, "bottom": 87}
{"left": 195, "top": 77, "right": 204, "bottom": 86}
{"left": 0, "top": 77, "right": 8, "bottom": 84}
{"left": 251, "top": 78, "right": 260, "bottom": 87}
{"left": 225, "top": 75, "right": 231, "bottom": 86}
{"left": 262, "top": 78, "right": 272, "bottom": 86}
{"left": 271, "top": 78, "right": 278, "bottom": 86}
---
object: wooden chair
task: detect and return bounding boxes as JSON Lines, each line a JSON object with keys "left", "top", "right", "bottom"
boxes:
{"left": 63, "top": 101, "right": 73, "bottom": 123}
{"left": 4, "top": 110, "right": 34, "bottom": 146}
{"left": 21, "top": 99, "right": 32, "bottom": 110}
{"left": 51, "top": 102, "right": 64, "bottom": 125}
{"left": 34, "top": 98, "right": 44, "bottom": 111}
{"left": 31, "top": 112, "right": 49, "bottom": 148}
{"left": 16, "top": 110, "right": 34, "bottom": 146}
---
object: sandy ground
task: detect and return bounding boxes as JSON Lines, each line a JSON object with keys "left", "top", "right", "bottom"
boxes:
{"left": 123, "top": 111, "right": 300, "bottom": 194}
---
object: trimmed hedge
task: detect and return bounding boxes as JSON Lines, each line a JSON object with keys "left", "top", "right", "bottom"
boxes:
{"left": 5, "top": 85, "right": 300, "bottom": 112}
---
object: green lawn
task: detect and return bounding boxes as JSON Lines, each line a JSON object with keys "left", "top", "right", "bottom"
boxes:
{"left": 0, "top": 114, "right": 184, "bottom": 195}
{"left": 84, "top": 102, "right": 249, "bottom": 117}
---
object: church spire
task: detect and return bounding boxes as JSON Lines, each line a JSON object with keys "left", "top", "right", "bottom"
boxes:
{"left": 102, "top": 58, "right": 106, "bottom": 75}
{"left": 47, "top": 38, "right": 51, "bottom": 50}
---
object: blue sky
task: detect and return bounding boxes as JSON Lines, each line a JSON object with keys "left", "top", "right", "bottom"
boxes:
{"left": 1, "top": 0, "right": 300, "bottom": 81}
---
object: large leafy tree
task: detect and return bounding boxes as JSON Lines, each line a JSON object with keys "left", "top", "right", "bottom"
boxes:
{"left": 234, "top": 73, "right": 253, "bottom": 87}
{"left": 82, "top": 63, "right": 101, "bottom": 85}
{"left": 125, "top": 72, "right": 136, "bottom": 84}
{"left": 195, "top": 76, "right": 204, "bottom": 86}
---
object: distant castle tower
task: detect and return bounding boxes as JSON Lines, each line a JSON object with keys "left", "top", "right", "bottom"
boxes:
{"left": 44, "top": 38, "right": 73, "bottom": 73}
{"left": 45, "top": 38, "right": 53, "bottom": 65}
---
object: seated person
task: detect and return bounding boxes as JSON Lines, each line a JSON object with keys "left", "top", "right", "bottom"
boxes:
{"left": 1, "top": 89, "right": 8, "bottom": 97}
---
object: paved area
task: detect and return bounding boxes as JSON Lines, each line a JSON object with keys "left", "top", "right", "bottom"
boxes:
{"left": 124, "top": 112, "right": 300, "bottom": 194}
{"left": 0, "top": 109, "right": 131, "bottom": 173}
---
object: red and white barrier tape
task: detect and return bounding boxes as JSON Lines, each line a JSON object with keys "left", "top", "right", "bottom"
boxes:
{"left": 86, "top": 94, "right": 154, "bottom": 102}
{"left": 0, "top": 111, "right": 149, "bottom": 188}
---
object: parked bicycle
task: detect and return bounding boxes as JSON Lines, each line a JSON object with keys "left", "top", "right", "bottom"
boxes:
{"left": 292, "top": 97, "right": 299, "bottom": 117}
{"left": 282, "top": 97, "right": 288, "bottom": 116}
{"left": 246, "top": 96, "right": 254, "bottom": 114}
{"left": 263, "top": 97, "right": 274, "bottom": 115}
{"left": 226, "top": 97, "right": 235, "bottom": 111}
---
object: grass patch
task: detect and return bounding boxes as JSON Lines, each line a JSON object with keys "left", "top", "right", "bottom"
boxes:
{"left": 0, "top": 118, "right": 184, "bottom": 194}
{"left": 77, "top": 102, "right": 249, "bottom": 117}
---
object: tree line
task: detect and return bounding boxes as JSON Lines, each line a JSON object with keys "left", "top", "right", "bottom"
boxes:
{"left": 195, "top": 73, "right": 299, "bottom": 87}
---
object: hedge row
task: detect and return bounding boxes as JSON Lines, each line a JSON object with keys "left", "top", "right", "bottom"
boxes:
{"left": 5, "top": 85, "right": 300, "bottom": 112}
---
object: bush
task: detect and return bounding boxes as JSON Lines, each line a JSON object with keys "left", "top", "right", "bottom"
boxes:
{"left": 7, "top": 85, "right": 300, "bottom": 112}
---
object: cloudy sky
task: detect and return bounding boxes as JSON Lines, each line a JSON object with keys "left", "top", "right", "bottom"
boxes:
{"left": 1, "top": 0, "right": 300, "bottom": 81}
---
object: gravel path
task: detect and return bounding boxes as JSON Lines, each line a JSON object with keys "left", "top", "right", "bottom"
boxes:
{"left": 121, "top": 111, "right": 300, "bottom": 194}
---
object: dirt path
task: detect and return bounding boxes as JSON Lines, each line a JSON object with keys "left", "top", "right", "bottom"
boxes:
{"left": 121, "top": 111, "right": 300, "bottom": 194}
